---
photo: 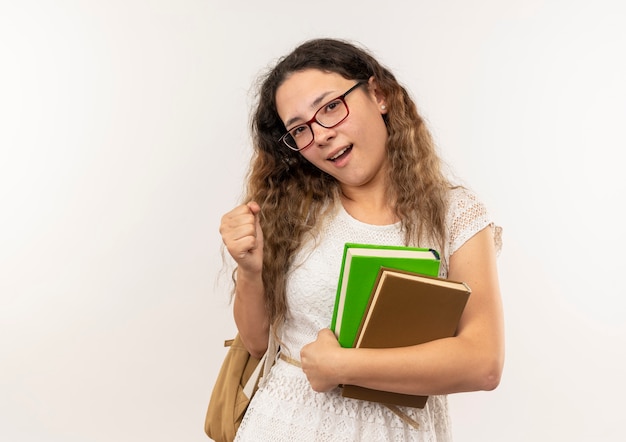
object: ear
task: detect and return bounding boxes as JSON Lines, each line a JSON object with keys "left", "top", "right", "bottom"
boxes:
{"left": 367, "top": 76, "right": 388, "bottom": 114}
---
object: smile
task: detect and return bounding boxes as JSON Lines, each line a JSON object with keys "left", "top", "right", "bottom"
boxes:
{"left": 329, "top": 145, "right": 352, "bottom": 161}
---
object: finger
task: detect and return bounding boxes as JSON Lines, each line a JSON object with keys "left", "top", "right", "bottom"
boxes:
{"left": 227, "top": 237, "right": 259, "bottom": 260}
{"left": 220, "top": 209, "right": 257, "bottom": 237}
{"left": 246, "top": 200, "right": 261, "bottom": 215}
{"left": 222, "top": 225, "right": 256, "bottom": 248}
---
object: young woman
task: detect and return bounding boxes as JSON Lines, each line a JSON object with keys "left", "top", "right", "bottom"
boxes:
{"left": 219, "top": 38, "right": 504, "bottom": 441}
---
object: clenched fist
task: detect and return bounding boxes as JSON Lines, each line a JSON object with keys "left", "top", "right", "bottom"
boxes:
{"left": 219, "top": 201, "right": 264, "bottom": 274}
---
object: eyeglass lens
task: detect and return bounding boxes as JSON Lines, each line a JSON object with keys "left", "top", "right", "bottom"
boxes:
{"left": 284, "top": 98, "right": 348, "bottom": 150}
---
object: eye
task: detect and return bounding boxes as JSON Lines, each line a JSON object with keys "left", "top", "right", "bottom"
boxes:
{"left": 323, "top": 99, "right": 342, "bottom": 114}
{"left": 290, "top": 125, "right": 308, "bottom": 138}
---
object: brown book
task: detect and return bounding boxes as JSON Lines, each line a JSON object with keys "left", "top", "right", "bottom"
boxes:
{"left": 341, "top": 267, "right": 471, "bottom": 408}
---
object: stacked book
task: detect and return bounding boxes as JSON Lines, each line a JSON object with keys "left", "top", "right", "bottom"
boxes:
{"left": 330, "top": 243, "right": 471, "bottom": 408}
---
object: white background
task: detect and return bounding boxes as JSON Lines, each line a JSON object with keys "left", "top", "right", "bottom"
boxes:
{"left": 1, "top": 0, "right": 625, "bottom": 441}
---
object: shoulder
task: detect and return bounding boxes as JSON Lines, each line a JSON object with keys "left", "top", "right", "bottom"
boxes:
{"left": 446, "top": 187, "right": 502, "bottom": 255}
{"left": 446, "top": 187, "right": 489, "bottom": 227}
{"left": 446, "top": 185, "right": 484, "bottom": 212}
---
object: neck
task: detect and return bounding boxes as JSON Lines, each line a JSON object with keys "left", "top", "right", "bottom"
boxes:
{"left": 339, "top": 188, "right": 398, "bottom": 225}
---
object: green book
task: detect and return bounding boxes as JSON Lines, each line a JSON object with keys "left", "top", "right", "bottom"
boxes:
{"left": 330, "top": 243, "right": 441, "bottom": 348}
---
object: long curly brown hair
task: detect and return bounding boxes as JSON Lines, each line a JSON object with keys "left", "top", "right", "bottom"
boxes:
{"left": 240, "top": 38, "right": 451, "bottom": 329}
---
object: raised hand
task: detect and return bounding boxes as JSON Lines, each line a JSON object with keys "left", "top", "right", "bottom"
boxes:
{"left": 219, "top": 201, "right": 264, "bottom": 275}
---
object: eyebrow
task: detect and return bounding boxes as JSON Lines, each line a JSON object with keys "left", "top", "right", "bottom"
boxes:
{"left": 284, "top": 90, "right": 336, "bottom": 129}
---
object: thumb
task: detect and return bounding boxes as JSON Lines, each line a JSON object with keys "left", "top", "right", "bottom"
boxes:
{"left": 246, "top": 201, "right": 261, "bottom": 216}
{"left": 246, "top": 201, "right": 263, "bottom": 245}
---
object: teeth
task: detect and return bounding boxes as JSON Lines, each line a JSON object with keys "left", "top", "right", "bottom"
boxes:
{"left": 330, "top": 147, "right": 349, "bottom": 160}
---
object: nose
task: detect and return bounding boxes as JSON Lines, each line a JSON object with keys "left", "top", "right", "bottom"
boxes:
{"left": 310, "top": 122, "right": 336, "bottom": 147}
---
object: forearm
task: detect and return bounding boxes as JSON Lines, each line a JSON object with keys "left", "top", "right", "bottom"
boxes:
{"left": 233, "top": 268, "right": 270, "bottom": 358}
{"left": 337, "top": 332, "right": 504, "bottom": 396}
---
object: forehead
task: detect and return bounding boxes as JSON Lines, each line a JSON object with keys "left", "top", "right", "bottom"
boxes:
{"left": 275, "top": 69, "right": 353, "bottom": 123}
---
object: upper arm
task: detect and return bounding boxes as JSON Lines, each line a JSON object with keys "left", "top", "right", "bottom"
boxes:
{"left": 448, "top": 226, "right": 505, "bottom": 364}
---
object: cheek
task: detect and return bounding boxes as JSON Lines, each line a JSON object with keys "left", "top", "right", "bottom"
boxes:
{"left": 299, "top": 149, "right": 323, "bottom": 167}
{"left": 353, "top": 100, "right": 388, "bottom": 139}
{"left": 360, "top": 114, "right": 389, "bottom": 148}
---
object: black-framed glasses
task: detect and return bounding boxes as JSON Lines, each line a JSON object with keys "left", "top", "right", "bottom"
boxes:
{"left": 278, "top": 82, "right": 365, "bottom": 151}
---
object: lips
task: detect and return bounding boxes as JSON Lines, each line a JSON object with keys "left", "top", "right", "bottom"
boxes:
{"left": 328, "top": 145, "right": 353, "bottom": 162}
